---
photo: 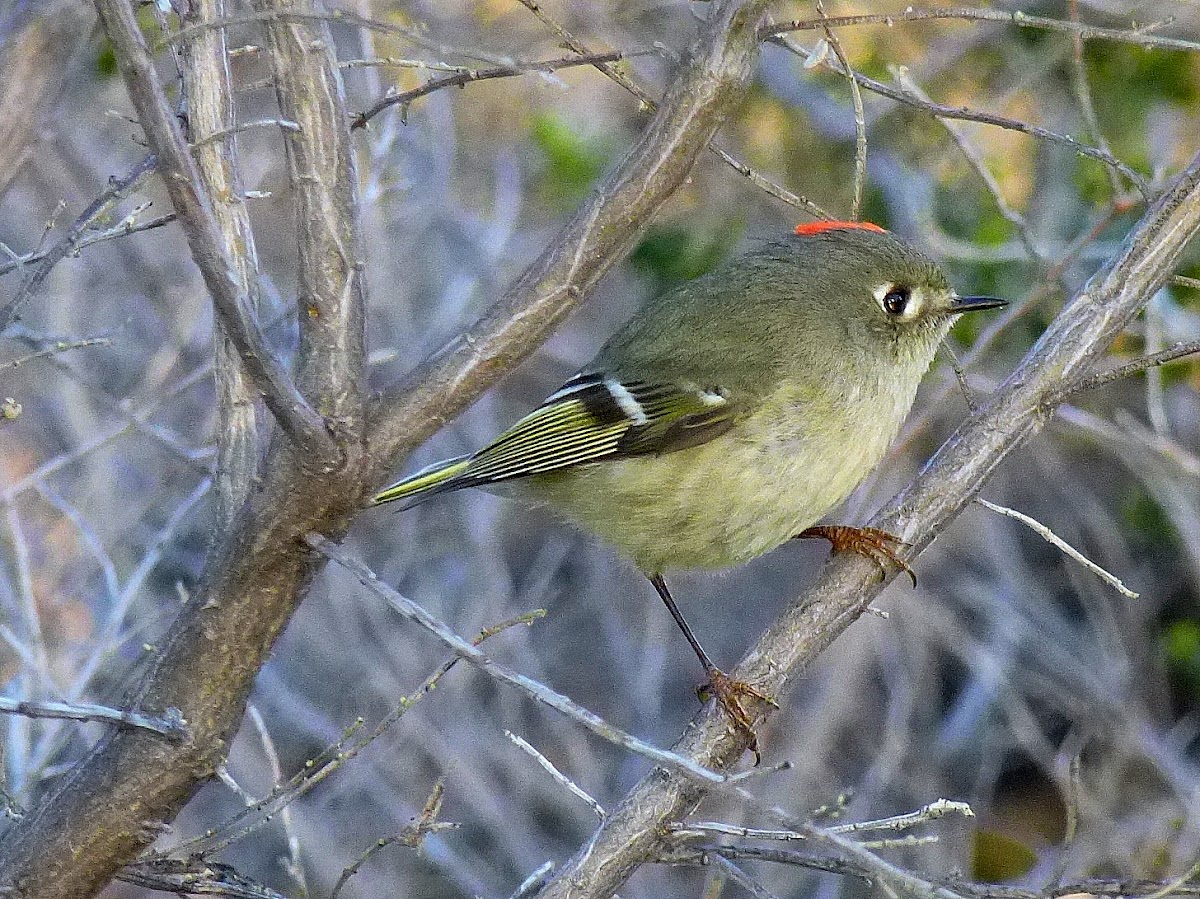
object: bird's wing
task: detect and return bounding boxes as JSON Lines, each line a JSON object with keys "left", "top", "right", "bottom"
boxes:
{"left": 459, "top": 372, "right": 741, "bottom": 485}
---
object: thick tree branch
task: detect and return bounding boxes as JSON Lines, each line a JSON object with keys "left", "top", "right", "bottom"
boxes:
{"left": 253, "top": 0, "right": 367, "bottom": 444}
{"left": 367, "top": 0, "right": 776, "bottom": 481}
{"left": 179, "top": 0, "right": 262, "bottom": 521}
{"left": 0, "top": 2, "right": 775, "bottom": 895}
{"left": 92, "top": 0, "right": 340, "bottom": 464}
{"left": 530, "top": 152, "right": 1200, "bottom": 899}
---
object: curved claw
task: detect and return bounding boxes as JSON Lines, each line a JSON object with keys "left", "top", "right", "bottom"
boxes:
{"left": 796, "top": 525, "right": 917, "bottom": 587}
{"left": 698, "top": 668, "right": 778, "bottom": 765}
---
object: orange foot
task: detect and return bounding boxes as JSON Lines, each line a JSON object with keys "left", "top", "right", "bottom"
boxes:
{"left": 698, "top": 667, "right": 778, "bottom": 763}
{"left": 797, "top": 525, "right": 917, "bottom": 587}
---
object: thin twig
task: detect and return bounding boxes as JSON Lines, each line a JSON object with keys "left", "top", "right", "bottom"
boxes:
{"left": 95, "top": 0, "right": 339, "bottom": 462}
{"left": 0, "top": 213, "right": 175, "bottom": 278}
{"left": 190, "top": 116, "right": 300, "bottom": 148}
{"left": 828, "top": 799, "right": 974, "bottom": 834}
{"left": 246, "top": 706, "right": 307, "bottom": 895}
{"left": 975, "top": 498, "right": 1140, "bottom": 599}
{"left": 308, "top": 532, "right": 727, "bottom": 785}
{"left": 0, "top": 155, "right": 156, "bottom": 332}
{"left": 892, "top": 68, "right": 1044, "bottom": 263}
{"left": 1067, "top": 0, "right": 1123, "bottom": 198}
{"left": 0, "top": 696, "right": 186, "bottom": 740}
{"left": 352, "top": 51, "right": 628, "bottom": 130}
{"left": 0, "top": 337, "right": 112, "bottom": 369}
{"left": 762, "top": 7, "right": 1200, "bottom": 55}
{"left": 1047, "top": 340, "right": 1200, "bottom": 404}
{"left": 771, "top": 35, "right": 1148, "bottom": 195}
{"left": 815, "top": 0, "right": 866, "bottom": 218}
{"left": 506, "top": 731, "right": 606, "bottom": 821}
{"left": 328, "top": 781, "right": 457, "bottom": 899}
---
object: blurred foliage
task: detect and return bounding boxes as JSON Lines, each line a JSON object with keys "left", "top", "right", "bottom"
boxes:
{"left": 627, "top": 223, "right": 742, "bottom": 292}
{"left": 971, "top": 829, "right": 1040, "bottom": 883}
{"left": 1164, "top": 619, "right": 1200, "bottom": 696}
{"left": 530, "top": 112, "right": 613, "bottom": 210}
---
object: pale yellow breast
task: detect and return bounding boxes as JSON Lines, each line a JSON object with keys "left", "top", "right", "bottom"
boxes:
{"left": 529, "top": 377, "right": 916, "bottom": 574}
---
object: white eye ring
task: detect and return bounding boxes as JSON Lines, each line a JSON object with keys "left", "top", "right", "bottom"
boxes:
{"left": 874, "top": 282, "right": 920, "bottom": 318}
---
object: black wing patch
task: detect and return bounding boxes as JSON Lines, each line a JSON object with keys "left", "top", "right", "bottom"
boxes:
{"left": 457, "top": 373, "right": 739, "bottom": 485}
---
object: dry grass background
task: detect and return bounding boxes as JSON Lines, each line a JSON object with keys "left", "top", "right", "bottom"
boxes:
{"left": 1, "top": 1, "right": 1199, "bottom": 897}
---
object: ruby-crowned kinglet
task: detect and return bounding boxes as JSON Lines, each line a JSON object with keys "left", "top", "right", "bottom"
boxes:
{"left": 374, "top": 221, "right": 1004, "bottom": 750}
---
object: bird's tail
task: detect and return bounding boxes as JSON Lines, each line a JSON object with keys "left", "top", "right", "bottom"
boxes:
{"left": 372, "top": 456, "right": 472, "bottom": 509}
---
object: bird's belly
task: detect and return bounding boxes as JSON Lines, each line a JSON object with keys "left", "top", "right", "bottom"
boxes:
{"left": 529, "top": 402, "right": 898, "bottom": 573}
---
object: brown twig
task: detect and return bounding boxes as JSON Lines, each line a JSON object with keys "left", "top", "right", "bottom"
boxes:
{"left": 771, "top": 35, "right": 1148, "bottom": 196}
{"left": 511, "top": 0, "right": 829, "bottom": 218}
{"left": 351, "top": 51, "right": 628, "bottom": 130}
{"left": 0, "top": 155, "right": 156, "bottom": 332}
{"left": 761, "top": 7, "right": 1200, "bottom": 55}
{"left": 1047, "top": 340, "right": 1200, "bottom": 405}
{"left": 252, "top": 0, "right": 368, "bottom": 449}
{"left": 93, "top": 0, "right": 339, "bottom": 464}
{"left": 179, "top": 0, "right": 263, "bottom": 522}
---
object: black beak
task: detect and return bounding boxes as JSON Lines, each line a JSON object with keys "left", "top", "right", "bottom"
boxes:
{"left": 950, "top": 295, "right": 1007, "bottom": 314}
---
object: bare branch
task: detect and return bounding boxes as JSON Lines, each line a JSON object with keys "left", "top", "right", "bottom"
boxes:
{"left": 254, "top": 0, "right": 367, "bottom": 446}
{"left": 976, "top": 498, "right": 1140, "bottom": 599}
{"left": 528, "top": 150, "right": 1200, "bottom": 899}
{"left": 0, "top": 696, "right": 186, "bottom": 741}
{"left": 117, "top": 858, "right": 294, "bottom": 899}
{"left": 814, "top": 2, "right": 867, "bottom": 219}
{"left": 0, "top": 337, "right": 112, "bottom": 370}
{"left": 179, "top": 0, "right": 263, "bottom": 521}
{"left": 1049, "top": 339, "right": 1200, "bottom": 403}
{"left": 368, "top": 0, "right": 776, "bottom": 477}
{"left": 328, "top": 781, "right": 456, "bottom": 899}
{"left": 308, "top": 533, "right": 727, "bottom": 784}
{"left": 352, "top": 51, "right": 629, "bottom": 130}
{"left": 762, "top": 7, "right": 1200, "bottom": 55}
{"left": 0, "top": 155, "right": 156, "bottom": 333}
{"left": 772, "top": 36, "right": 1148, "bottom": 196}
{"left": 93, "top": 0, "right": 339, "bottom": 463}
{"left": 0, "top": 212, "right": 176, "bottom": 278}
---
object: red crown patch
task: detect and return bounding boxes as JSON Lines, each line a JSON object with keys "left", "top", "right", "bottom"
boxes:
{"left": 794, "top": 220, "right": 887, "bottom": 236}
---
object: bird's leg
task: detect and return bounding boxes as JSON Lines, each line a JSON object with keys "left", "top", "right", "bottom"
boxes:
{"left": 647, "top": 573, "right": 775, "bottom": 760}
{"left": 795, "top": 525, "right": 917, "bottom": 587}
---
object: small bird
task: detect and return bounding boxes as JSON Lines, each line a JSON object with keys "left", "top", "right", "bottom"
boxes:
{"left": 374, "top": 221, "right": 1003, "bottom": 753}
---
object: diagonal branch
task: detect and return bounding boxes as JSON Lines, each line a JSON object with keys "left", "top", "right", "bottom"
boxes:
{"left": 93, "top": 0, "right": 339, "bottom": 464}
{"left": 0, "top": 3, "right": 777, "bottom": 897}
{"left": 179, "top": 0, "right": 262, "bottom": 521}
{"left": 529, "top": 151, "right": 1200, "bottom": 899}
{"left": 351, "top": 50, "right": 628, "bottom": 130}
{"left": 253, "top": 0, "right": 367, "bottom": 446}
{"left": 368, "top": 0, "right": 775, "bottom": 482}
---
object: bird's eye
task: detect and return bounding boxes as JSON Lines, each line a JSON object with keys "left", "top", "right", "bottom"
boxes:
{"left": 882, "top": 286, "right": 911, "bottom": 316}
